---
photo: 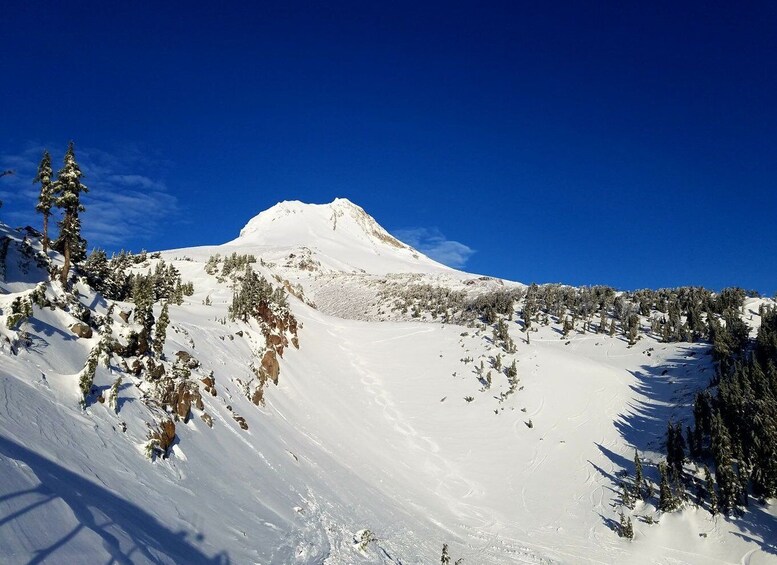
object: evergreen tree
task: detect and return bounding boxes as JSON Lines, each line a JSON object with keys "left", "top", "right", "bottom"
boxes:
{"left": 82, "top": 248, "right": 111, "bottom": 291}
{"left": 704, "top": 465, "right": 718, "bottom": 515}
{"left": 621, "top": 482, "right": 633, "bottom": 508}
{"left": 441, "top": 544, "right": 451, "bottom": 565}
{"left": 562, "top": 316, "right": 573, "bottom": 337}
{"left": 633, "top": 449, "right": 644, "bottom": 499}
{"left": 666, "top": 422, "right": 686, "bottom": 476}
{"left": 33, "top": 149, "right": 54, "bottom": 254}
{"left": 658, "top": 461, "right": 676, "bottom": 511}
{"left": 154, "top": 301, "right": 169, "bottom": 358}
{"left": 626, "top": 313, "right": 639, "bottom": 345}
{"left": 618, "top": 511, "right": 633, "bottom": 539}
{"left": 132, "top": 275, "right": 155, "bottom": 341}
{"left": 623, "top": 515, "right": 634, "bottom": 540}
{"left": 53, "top": 142, "right": 88, "bottom": 285}
{"left": 711, "top": 410, "right": 742, "bottom": 513}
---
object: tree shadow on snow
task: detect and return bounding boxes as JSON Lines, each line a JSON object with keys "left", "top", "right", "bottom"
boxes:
{"left": 27, "top": 316, "right": 78, "bottom": 343}
{"left": 728, "top": 503, "right": 777, "bottom": 557}
{"left": 593, "top": 345, "right": 715, "bottom": 503}
{"left": 0, "top": 435, "right": 230, "bottom": 564}
{"left": 613, "top": 346, "right": 712, "bottom": 456}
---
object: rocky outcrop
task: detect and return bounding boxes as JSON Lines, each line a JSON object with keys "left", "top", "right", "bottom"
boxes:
{"left": 200, "top": 373, "right": 217, "bottom": 396}
{"left": 148, "top": 418, "right": 176, "bottom": 458}
{"left": 261, "top": 350, "right": 280, "bottom": 384}
{"left": 256, "top": 302, "right": 298, "bottom": 358}
{"left": 175, "top": 350, "right": 200, "bottom": 369}
{"left": 70, "top": 322, "right": 93, "bottom": 338}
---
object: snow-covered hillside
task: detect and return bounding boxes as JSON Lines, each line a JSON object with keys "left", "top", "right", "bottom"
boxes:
{"left": 0, "top": 199, "right": 775, "bottom": 565}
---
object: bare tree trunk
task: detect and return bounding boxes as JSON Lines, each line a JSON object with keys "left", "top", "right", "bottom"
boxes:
{"left": 60, "top": 215, "right": 70, "bottom": 286}
{"left": 42, "top": 213, "right": 49, "bottom": 254}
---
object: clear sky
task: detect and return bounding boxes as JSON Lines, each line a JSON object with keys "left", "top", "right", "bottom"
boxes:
{"left": 2, "top": 1, "right": 776, "bottom": 293}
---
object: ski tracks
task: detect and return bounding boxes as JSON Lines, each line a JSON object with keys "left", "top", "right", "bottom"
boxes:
{"left": 336, "top": 331, "right": 491, "bottom": 529}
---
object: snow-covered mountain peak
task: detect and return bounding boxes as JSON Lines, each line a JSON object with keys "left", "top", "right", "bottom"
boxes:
{"left": 227, "top": 198, "right": 453, "bottom": 275}
{"left": 236, "top": 198, "right": 402, "bottom": 247}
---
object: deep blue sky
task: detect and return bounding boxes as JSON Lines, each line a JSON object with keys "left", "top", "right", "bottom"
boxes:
{"left": 2, "top": 1, "right": 776, "bottom": 293}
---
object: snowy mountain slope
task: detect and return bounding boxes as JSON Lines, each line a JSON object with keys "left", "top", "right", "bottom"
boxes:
{"left": 0, "top": 201, "right": 775, "bottom": 565}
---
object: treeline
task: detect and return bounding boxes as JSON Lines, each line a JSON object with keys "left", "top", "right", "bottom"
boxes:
{"left": 385, "top": 281, "right": 752, "bottom": 348}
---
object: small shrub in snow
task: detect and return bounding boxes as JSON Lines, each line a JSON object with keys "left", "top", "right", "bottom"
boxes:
{"left": 108, "top": 376, "right": 122, "bottom": 413}
{"left": 353, "top": 529, "right": 376, "bottom": 552}
{"left": 79, "top": 341, "right": 102, "bottom": 403}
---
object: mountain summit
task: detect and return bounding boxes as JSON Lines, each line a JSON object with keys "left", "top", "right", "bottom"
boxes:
{"left": 227, "top": 198, "right": 452, "bottom": 274}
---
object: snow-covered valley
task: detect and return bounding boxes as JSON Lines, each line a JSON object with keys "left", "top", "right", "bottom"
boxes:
{"left": 0, "top": 199, "right": 775, "bottom": 564}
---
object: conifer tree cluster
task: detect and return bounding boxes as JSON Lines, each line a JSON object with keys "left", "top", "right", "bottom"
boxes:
{"left": 228, "top": 265, "right": 289, "bottom": 323}
{"left": 82, "top": 250, "right": 193, "bottom": 304}
{"left": 515, "top": 284, "right": 747, "bottom": 346}
{"left": 32, "top": 142, "right": 89, "bottom": 285}
{"left": 663, "top": 307, "right": 777, "bottom": 515}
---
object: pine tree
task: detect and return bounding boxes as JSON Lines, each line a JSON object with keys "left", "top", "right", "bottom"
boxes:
{"left": 633, "top": 449, "right": 644, "bottom": 499}
{"left": 441, "top": 544, "right": 451, "bottom": 564}
{"left": 666, "top": 422, "right": 686, "bottom": 476}
{"left": 658, "top": 461, "right": 676, "bottom": 511}
{"left": 79, "top": 341, "right": 102, "bottom": 404}
{"left": 33, "top": 150, "right": 54, "bottom": 254}
{"left": 82, "top": 248, "right": 111, "bottom": 292}
{"left": 704, "top": 465, "right": 718, "bottom": 515}
{"left": 562, "top": 316, "right": 573, "bottom": 337}
{"left": 622, "top": 515, "right": 634, "bottom": 540}
{"left": 154, "top": 301, "right": 169, "bottom": 358}
{"left": 618, "top": 511, "right": 633, "bottom": 539}
{"left": 108, "top": 376, "right": 123, "bottom": 413}
{"left": 53, "top": 142, "right": 88, "bottom": 285}
{"left": 621, "top": 482, "right": 633, "bottom": 508}
{"left": 711, "top": 410, "right": 742, "bottom": 513}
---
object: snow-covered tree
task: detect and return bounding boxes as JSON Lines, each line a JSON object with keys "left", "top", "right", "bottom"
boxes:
{"left": 53, "top": 142, "right": 88, "bottom": 285}
{"left": 33, "top": 150, "right": 54, "bottom": 253}
{"left": 658, "top": 461, "right": 676, "bottom": 512}
{"left": 154, "top": 301, "right": 169, "bottom": 358}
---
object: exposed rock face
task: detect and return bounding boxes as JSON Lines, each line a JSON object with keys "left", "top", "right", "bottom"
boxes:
{"left": 153, "top": 376, "right": 204, "bottom": 421}
{"left": 119, "top": 310, "right": 130, "bottom": 323}
{"left": 233, "top": 414, "right": 248, "bottom": 430}
{"left": 261, "top": 350, "right": 280, "bottom": 385}
{"left": 70, "top": 322, "right": 93, "bottom": 338}
{"left": 175, "top": 350, "right": 201, "bottom": 369}
{"left": 256, "top": 302, "right": 298, "bottom": 358}
{"left": 200, "top": 374, "right": 217, "bottom": 396}
{"left": 146, "top": 358, "right": 166, "bottom": 380}
{"left": 149, "top": 418, "right": 177, "bottom": 457}
{"left": 266, "top": 334, "right": 283, "bottom": 353}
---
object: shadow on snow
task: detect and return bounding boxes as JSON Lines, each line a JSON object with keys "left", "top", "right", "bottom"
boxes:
{"left": 0, "top": 435, "right": 230, "bottom": 564}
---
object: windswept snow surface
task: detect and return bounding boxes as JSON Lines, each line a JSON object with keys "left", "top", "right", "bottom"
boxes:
{"left": 1, "top": 200, "right": 775, "bottom": 564}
